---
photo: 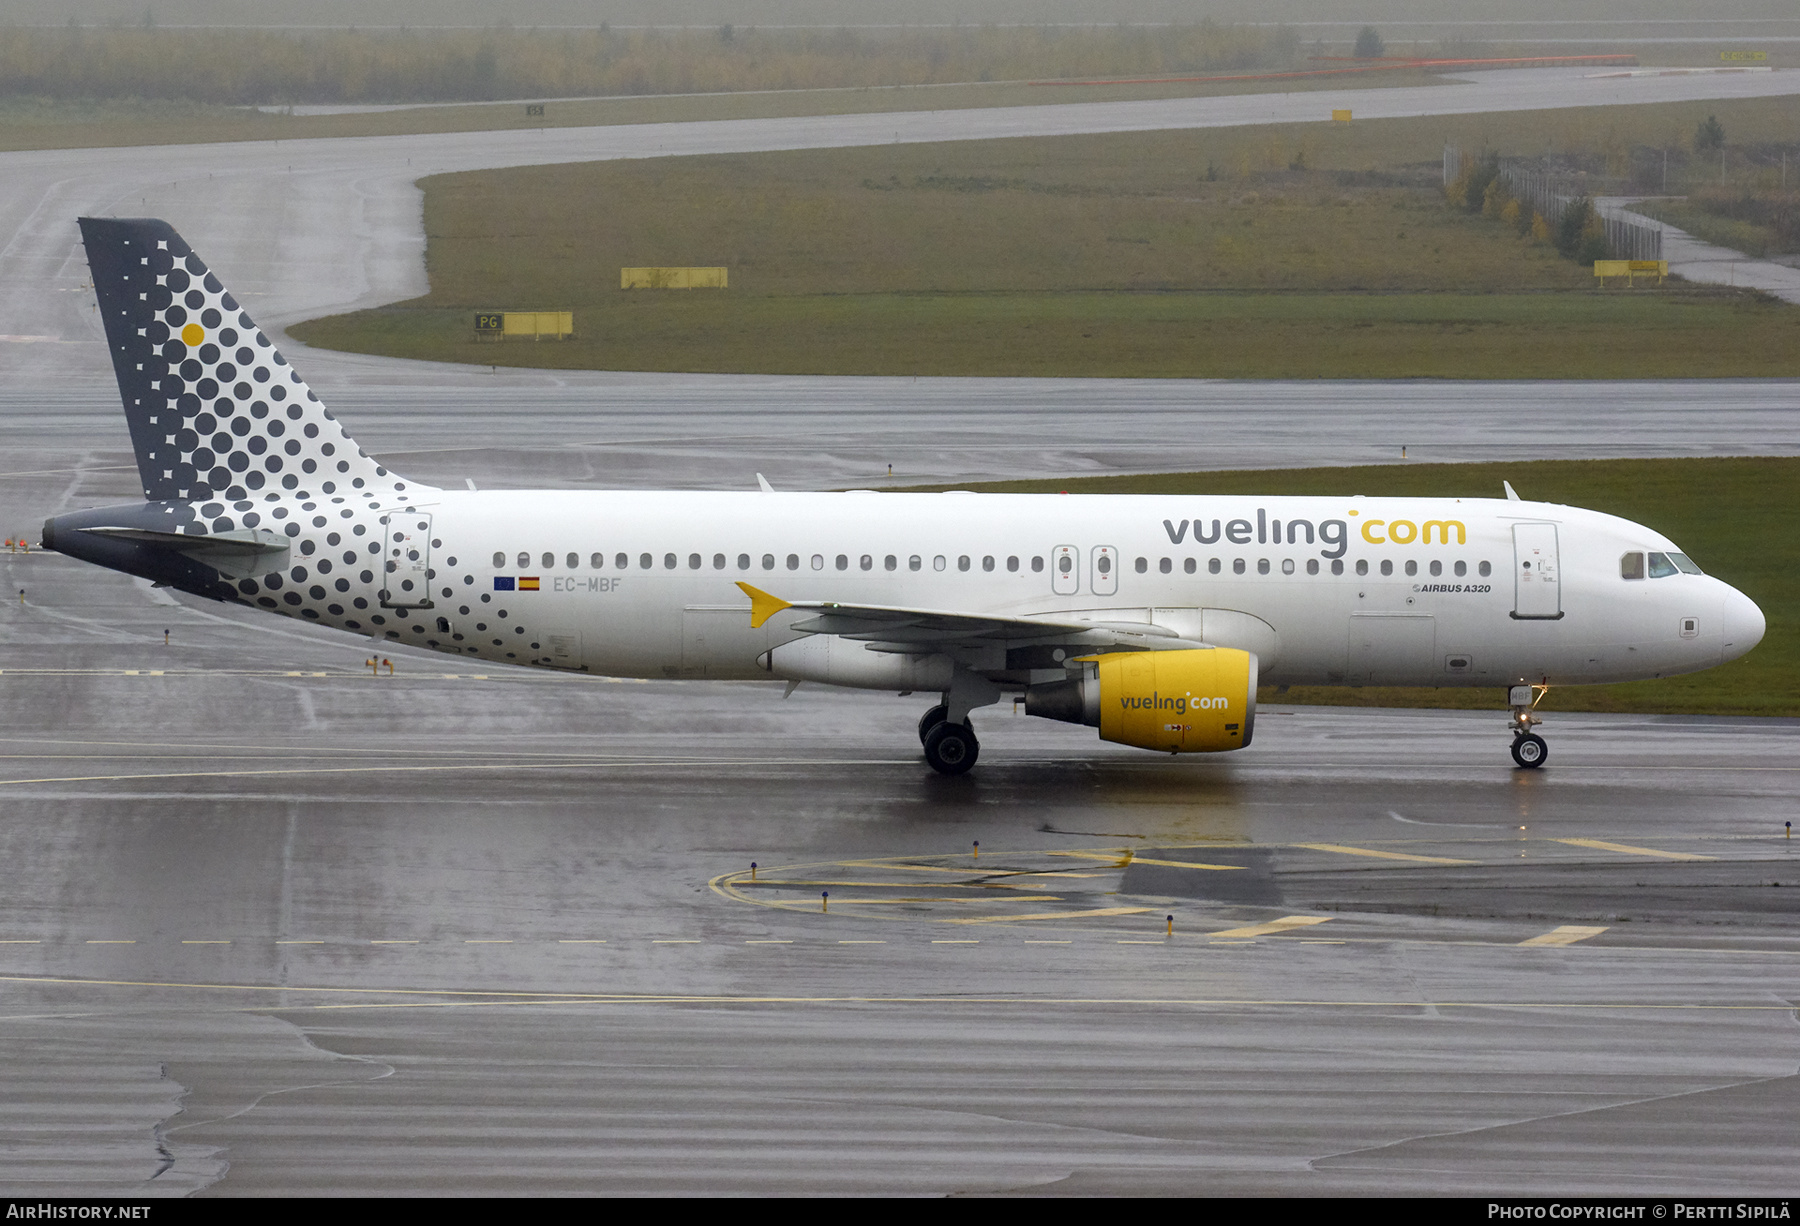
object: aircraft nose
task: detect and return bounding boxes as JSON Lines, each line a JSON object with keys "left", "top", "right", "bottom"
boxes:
{"left": 1720, "top": 584, "right": 1765, "bottom": 664}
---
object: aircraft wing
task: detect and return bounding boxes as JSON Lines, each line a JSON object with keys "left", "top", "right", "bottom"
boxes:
{"left": 735, "top": 582, "right": 1190, "bottom": 652}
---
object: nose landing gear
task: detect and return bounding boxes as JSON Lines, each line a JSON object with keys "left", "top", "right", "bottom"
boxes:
{"left": 1508, "top": 684, "right": 1549, "bottom": 769}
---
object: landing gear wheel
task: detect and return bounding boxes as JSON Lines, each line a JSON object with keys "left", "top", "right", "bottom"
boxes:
{"left": 1511, "top": 733, "right": 1548, "bottom": 769}
{"left": 923, "top": 719, "right": 979, "bottom": 776}
{"left": 917, "top": 704, "right": 948, "bottom": 746}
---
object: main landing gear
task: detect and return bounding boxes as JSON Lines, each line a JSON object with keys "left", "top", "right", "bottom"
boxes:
{"left": 1508, "top": 684, "right": 1549, "bottom": 769}
{"left": 918, "top": 703, "right": 980, "bottom": 776}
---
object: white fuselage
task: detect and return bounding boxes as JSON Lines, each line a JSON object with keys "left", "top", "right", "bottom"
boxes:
{"left": 320, "top": 490, "right": 1760, "bottom": 691}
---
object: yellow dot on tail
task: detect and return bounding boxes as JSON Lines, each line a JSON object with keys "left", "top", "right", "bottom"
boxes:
{"left": 181, "top": 323, "right": 204, "bottom": 347}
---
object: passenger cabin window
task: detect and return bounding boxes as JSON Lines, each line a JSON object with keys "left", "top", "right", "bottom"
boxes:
{"left": 1232, "top": 559, "right": 1245, "bottom": 575}
{"left": 1356, "top": 560, "right": 1369, "bottom": 576}
{"left": 982, "top": 556, "right": 995, "bottom": 572}
{"left": 1031, "top": 557, "right": 1044, "bottom": 573}
{"left": 591, "top": 552, "right": 604, "bottom": 569}
{"left": 1282, "top": 559, "right": 1295, "bottom": 575}
{"left": 763, "top": 554, "right": 776, "bottom": 570}
{"left": 1136, "top": 557, "right": 1149, "bottom": 574}
{"left": 714, "top": 554, "right": 726, "bottom": 570}
{"left": 1454, "top": 561, "right": 1466, "bottom": 577}
{"left": 1478, "top": 561, "right": 1491, "bottom": 577}
{"left": 615, "top": 553, "right": 628, "bottom": 569}
{"left": 1648, "top": 551, "right": 1679, "bottom": 578}
{"left": 567, "top": 553, "right": 579, "bottom": 569}
{"left": 786, "top": 554, "right": 800, "bottom": 571}
{"left": 1209, "top": 559, "right": 1221, "bottom": 574}
{"left": 1380, "top": 560, "right": 1393, "bottom": 576}
{"left": 934, "top": 556, "right": 947, "bottom": 572}
{"left": 493, "top": 552, "right": 505, "bottom": 567}
{"left": 957, "top": 556, "right": 970, "bottom": 572}
{"left": 738, "top": 554, "right": 751, "bottom": 570}
{"left": 639, "top": 552, "right": 653, "bottom": 569}
{"left": 517, "top": 552, "right": 530, "bottom": 568}
{"left": 1159, "top": 558, "right": 1171, "bottom": 574}
{"left": 1404, "top": 560, "right": 1417, "bottom": 577}
{"left": 1331, "top": 560, "right": 1343, "bottom": 575}
{"left": 885, "top": 555, "right": 898, "bottom": 571}
{"left": 1305, "top": 559, "right": 1318, "bottom": 575}
{"left": 1007, "top": 556, "right": 1019, "bottom": 573}
{"left": 664, "top": 553, "right": 677, "bottom": 570}
{"left": 910, "top": 556, "right": 922, "bottom": 572}
{"left": 543, "top": 552, "right": 555, "bottom": 568}
{"left": 688, "top": 553, "right": 702, "bottom": 570}
{"left": 1621, "top": 552, "right": 1646, "bottom": 580}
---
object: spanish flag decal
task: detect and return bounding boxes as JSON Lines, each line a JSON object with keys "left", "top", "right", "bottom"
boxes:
{"left": 519, "top": 577, "right": 541, "bottom": 591}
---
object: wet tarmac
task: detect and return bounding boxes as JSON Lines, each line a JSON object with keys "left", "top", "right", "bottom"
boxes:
{"left": 0, "top": 457, "right": 1793, "bottom": 1194}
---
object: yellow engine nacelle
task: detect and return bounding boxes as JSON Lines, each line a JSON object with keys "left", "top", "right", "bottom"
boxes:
{"left": 1025, "top": 648, "right": 1258, "bottom": 753}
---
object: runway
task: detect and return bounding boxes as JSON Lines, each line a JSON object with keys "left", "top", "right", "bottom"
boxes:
{"left": 0, "top": 70, "right": 1796, "bottom": 1196}
{"left": 0, "top": 455, "right": 1794, "bottom": 1195}
{"left": 5, "top": 65, "right": 1800, "bottom": 387}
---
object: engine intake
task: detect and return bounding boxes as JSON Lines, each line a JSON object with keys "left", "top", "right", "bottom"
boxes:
{"left": 1025, "top": 648, "right": 1258, "bottom": 753}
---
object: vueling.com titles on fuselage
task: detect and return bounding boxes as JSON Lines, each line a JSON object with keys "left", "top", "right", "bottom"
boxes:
{"left": 1161, "top": 510, "right": 1467, "bottom": 559}
{"left": 1118, "top": 692, "right": 1231, "bottom": 715}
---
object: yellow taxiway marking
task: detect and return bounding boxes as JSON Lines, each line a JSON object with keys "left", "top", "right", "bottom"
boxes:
{"left": 0, "top": 940, "right": 40, "bottom": 944}
{"left": 1520, "top": 925, "right": 1610, "bottom": 947}
{"left": 1045, "top": 850, "right": 1134, "bottom": 867}
{"left": 1294, "top": 843, "right": 1479, "bottom": 865}
{"left": 783, "top": 896, "right": 1062, "bottom": 906}
{"left": 750, "top": 879, "right": 1057, "bottom": 891}
{"left": 1209, "top": 916, "right": 1333, "bottom": 939}
{"left": 948, "top": 906, "right": 1153, "bottom": 925}
{"left": 1122, "top": 856, "right": 1246, "bottom": 871}
{"left": 1553, "top": 838, "right": 1715, "bottom": 862}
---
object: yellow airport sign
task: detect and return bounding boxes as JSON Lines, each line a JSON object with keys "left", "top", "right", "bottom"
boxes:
{"left": 1720, "top": 51, "right": 1767, "bottom": 61}
{"left": 474, "top": 311, "right": 573, "bottom": 340}
{"left": 1594, "top": 260, "right": 1667, "bottom": 286}
{"left": 621, "top": 267, "right": 729, "bottom": 289}
{"left": 1331, "top": 109, "right": 1352, "bottom": 122}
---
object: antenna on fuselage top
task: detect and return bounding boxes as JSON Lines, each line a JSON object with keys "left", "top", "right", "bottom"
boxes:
{"left": 1503, "top": 481, "right": 1521, "bottom": 501}
{"left": 756, "top": 473, "right": 775, "bottom": 493}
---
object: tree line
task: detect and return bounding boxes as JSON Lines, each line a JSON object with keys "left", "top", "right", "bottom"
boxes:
{"left": 0, "top": 23, "right": 1299, "bottom": 104}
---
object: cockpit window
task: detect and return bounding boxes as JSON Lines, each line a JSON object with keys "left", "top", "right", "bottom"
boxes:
{"left": 1669, "top": 552, "right": 1703, "bottom": 575}
{"left": 1647, "top": 552, "right": 1678, "bottom": 578}
{"left": 1620, "top": 552, "right": 1644, "bottom": 580}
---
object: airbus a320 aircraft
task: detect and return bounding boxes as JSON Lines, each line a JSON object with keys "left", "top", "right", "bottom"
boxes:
{"left": 45, "top": 219, "right": 1765, "bottom": 774}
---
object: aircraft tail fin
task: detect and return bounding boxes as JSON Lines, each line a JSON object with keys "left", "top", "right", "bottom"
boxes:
{"left": 78, "top": 217, "right": 421, "bottom": 505}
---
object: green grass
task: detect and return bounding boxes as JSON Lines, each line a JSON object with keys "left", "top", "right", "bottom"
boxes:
{"left": 1633, "top": 198, "right": 1794, "bottom": 260}
{"left": 892, "top": 457, "right": 1794, "bottom": 717}
{"left": 297, "top": 288, "right": 1800, "bottom": 379}
{"left": 290, "top": 119, "right": 1800, "bottom": 379}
